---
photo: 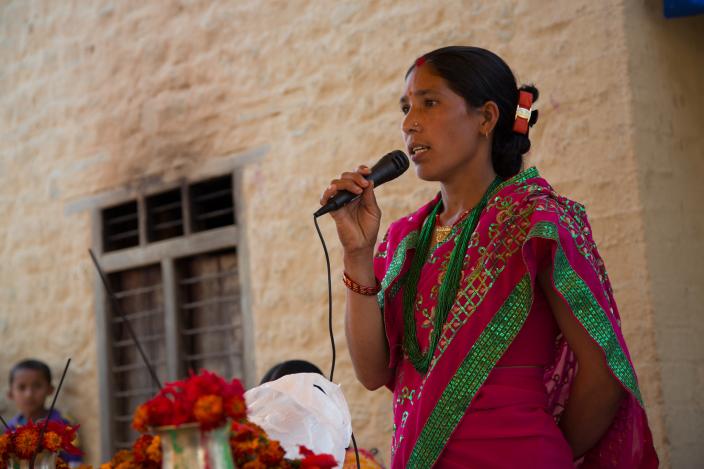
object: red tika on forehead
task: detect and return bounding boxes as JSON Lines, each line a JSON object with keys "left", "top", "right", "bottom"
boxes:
{"left": 415, "top": 56, "right": 426, "bottom": 67}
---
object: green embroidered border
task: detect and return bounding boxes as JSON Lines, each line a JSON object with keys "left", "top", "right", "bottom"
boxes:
{"left": 377, "top": 230, "right": 418, "bottom": 310}
{"left": 407, "top": 275, "right": 532, "bottom": 468}
{"left": 490, "top": 166, "right": 539, "bottom": 199}
{"left": 527, "top": 221, "right": 643, "bottom": 405}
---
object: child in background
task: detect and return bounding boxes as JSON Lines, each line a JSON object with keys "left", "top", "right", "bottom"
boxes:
{"left": 5, "top": 359, "right": 83, "bottom": 466}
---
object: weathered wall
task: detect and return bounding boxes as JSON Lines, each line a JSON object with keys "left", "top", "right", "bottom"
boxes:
{"left": 623, "top": 2, "right": 704, "bottom": 467}
{"left": 1, "top": 0, "right": 696, "bottom": 466}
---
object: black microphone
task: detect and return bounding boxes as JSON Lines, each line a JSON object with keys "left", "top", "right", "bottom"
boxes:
{"left": 314, "top": 150, "right": 409, "bottom": 218}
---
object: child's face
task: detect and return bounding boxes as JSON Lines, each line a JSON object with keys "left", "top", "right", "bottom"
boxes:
{"left": 8, "top": 369, "right": 54, "bottom": 416}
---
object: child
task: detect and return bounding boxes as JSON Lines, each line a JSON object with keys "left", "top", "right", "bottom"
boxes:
{"left": 5, "top": 359, "right": 83, "bottom": 465}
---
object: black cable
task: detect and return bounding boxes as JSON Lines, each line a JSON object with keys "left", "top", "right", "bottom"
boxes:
{"left": 351, "top": 431, "right": 361, "bottom": 469}
{"left": 89, "top": 249, "right": 163, "bottom": 390}
{"left": 314, "top": 214, "right": 360, "bottom": 469}
{"left": 314, "top": 215, "right": 336, "bottom": 382}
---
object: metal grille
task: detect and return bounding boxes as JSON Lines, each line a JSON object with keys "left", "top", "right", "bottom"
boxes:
{"left": 177, "top": 249, "right": 243, "bottom": 379}
{"left": 108, "top": 265, "right": 166, "bottom": 449}
{"left": 146, "top": 188, "right": 184, "bottom": 242}
{"left": 189, "top": 176, "right": 235, "bottom": 233}
{"left": 102, "top": 201, "right": 139, "bottom": 252}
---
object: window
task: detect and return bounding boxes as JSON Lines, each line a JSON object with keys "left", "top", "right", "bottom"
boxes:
{"left": 94, "top": 173, "right": 251, "bottom": 455}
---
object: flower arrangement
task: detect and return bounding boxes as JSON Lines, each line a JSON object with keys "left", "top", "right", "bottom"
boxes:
{"left": 132, "top": 370, "right": 247, "bottom": 432}
{"left": 99, "top": 434, "right": 162, "bottom": 469}
{"left": 94, "top": 370, "right": 342, "bottom": 468}
{"left": 229, "top": 421, "right": 337, "bottom": 469}
{"left": 0, "top": 420, "right": 81, "bottom": 469}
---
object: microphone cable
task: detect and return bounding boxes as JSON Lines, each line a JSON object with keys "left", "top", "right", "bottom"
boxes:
{"left": 314, "top": 214, "right": 361, "bottom": 469}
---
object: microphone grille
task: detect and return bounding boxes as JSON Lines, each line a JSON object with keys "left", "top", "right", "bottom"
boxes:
{"left": 390, "top": 150, "right": 410, "bottom": 171}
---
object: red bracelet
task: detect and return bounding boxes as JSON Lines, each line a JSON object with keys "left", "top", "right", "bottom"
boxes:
{"left": 342, "top": 272, "right": 381, "bottom": 296}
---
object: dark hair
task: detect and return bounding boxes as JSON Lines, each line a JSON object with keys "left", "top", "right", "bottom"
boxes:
{"left": 407, "top": 46, "right": 539, "bottom": 179}
{"left": 9, "top": 359, "right": 52, "bottom": 386}
{"left": 260, "top": 360, "right": 323, "bottom": 384}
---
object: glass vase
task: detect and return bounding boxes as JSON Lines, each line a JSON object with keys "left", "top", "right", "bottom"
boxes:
{"left": 155, "top": 422, "right": 235, "bottom": 469}
{"left": 9, "top": 451, "right": 56, "bottom": 469}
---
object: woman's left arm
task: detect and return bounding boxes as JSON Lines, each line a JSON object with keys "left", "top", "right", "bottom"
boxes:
{"left": 538, "top": 268, "right": 625, "bottom": 459}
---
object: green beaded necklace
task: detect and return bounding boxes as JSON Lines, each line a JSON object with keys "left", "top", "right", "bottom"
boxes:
{"left": 402, "top": 178, "right": 501, "bottom": 374}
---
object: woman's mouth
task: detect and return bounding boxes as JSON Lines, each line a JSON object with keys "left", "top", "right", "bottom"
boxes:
{"left": 410, "top": 144, "right": 431, "bottom": 161}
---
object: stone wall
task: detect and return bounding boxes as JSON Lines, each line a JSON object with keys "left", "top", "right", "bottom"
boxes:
{"left": 2, "top": 0, "right": 700, "bottom": 466}
{"left": 624, "top": 2, "right": 704, "bottom": 467}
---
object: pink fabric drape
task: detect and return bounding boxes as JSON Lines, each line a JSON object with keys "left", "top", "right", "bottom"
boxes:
{"left": 373, "top": 168, "right": 658, "bottom": 468}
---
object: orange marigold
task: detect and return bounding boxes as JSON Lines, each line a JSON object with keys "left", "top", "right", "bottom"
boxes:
{"left": 146, "top": 435, "right": 162, "bottom": 463}
{"left": 225, "top": 395, "right": 247, "bottom": 421}
{"left": 241, "top": 461, "right": 266, "bottom": 469}
{"left": 259, "top": 439, "right": 285, "bottom": 465}
{"left": 55, "top": 457, "right": 69, "bottom": 469}
{"left": 232, "top": 438, "right": 260, "bottom": 461}
{"left": 114, "top": 462, "right": 136, "bottom": 469}
{"left": 132, "top": 404, "right": 150, "bottom": 433}
{"left": 0, "top": 433, "right": 11, "bottom": 457}
{"left": 43, "top": 431, "right": 63, "bottom": 452}
{"left": 12, "top": 425, "right": 40, "bottom": 459}
{"left": 193, "top": 394, "right": 224, "bottom": 430}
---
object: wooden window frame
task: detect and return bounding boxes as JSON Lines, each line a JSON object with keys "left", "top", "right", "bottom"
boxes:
{"left": 90, "top": 171, "right": 256, "bottom": 460}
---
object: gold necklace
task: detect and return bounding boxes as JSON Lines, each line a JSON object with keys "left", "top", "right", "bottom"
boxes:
{"left": 434, "top": 223, "right": 453, "bottom": 244}
{"left": 433, "top": 208, "right": 472, "bottom": 245}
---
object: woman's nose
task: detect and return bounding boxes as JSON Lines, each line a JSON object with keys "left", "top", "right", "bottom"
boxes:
{"left": 402, "top": 113, "right": 420, "bottom": 135}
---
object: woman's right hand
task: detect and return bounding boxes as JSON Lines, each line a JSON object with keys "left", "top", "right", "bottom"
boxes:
{"left": 319, "top": 165, "right": 381, "bottom": 257}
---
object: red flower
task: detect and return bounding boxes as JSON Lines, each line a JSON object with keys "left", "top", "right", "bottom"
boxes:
{"left": 193, "top": 394, "right": 224, "bottom": 430}
{"left": 299, "top": 445, "right": 338, "bottom": 469}
{"left": 0, "top": 433, "right": 11, "bottom": 459}
{"left": 133, "top": 370, "right": 246, "bottom": 430}
{"left": 132, "top": 434, "right": 152, "bottom": 463}
{"left": 224, "top": 395, "right": 247, "bottom": 421}
{"left": 12, "top": 424, "right": 40, "bottom": 459}
{"left": 132, "top": 404, "right": 150, "bottom": 433}
{"left": 43, "top": 420, "right": 80, "bottom": 456}
{"left": 42, "top": 431, "right": 63, "bottom": 452}
{"left": 146, "top": 394, "right": 176, "bottom": 428}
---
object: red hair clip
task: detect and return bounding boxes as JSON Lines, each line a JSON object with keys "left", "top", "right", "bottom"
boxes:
{"left": 513, "top": 90, "right": 533, "bottom": 135}
{"left": 415, "top": 56, "right": 426, "bottom": 67}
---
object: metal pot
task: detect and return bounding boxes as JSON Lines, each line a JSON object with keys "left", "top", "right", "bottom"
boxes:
{"left": 155, "top": 422, "right": 235, "bottom": 469}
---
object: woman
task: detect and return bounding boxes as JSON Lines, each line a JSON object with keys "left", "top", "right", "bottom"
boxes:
{"left": 320, "top": 46, "right": 658, "bottom": 468}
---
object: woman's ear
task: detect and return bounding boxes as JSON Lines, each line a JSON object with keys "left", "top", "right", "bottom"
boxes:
{"left": 479, "top": 101, "right": 500, "bottom": 135}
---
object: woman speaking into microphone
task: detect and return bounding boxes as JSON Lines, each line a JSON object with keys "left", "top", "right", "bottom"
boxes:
{"left": 319, "top": 46, "right": 657, "bottom": 468}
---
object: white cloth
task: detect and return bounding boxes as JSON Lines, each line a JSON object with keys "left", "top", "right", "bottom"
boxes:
{"left": 244, "top": 373, "right": 352, "bottom": 466}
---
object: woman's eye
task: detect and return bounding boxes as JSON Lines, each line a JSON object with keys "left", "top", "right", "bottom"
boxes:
{"left": 425, "top": 99, "right": 438, "bottom": 107}
{"left": 400, "top": 104, "right": 410, "bottom": 114}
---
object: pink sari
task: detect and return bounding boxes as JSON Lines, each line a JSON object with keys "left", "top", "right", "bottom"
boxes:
{"left": 373, "top": 167, "right": 658, "bottom": 468}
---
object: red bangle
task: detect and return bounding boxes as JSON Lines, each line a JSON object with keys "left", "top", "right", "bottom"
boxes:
{"left": 342, "top": 272, "right": 381, "bottom": 296}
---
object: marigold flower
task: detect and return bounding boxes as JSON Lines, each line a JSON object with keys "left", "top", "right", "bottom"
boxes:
{"left": 193, "top": 394, "right": 224, "bottom": 430}
{"left": 0, "top": 433, "right": 11, "bottom": 457}
{"left": 241, "top": 461, "right": 266, "bottom": 469}
{"left": 43, "top": 431, "right": 63, "bottom": 452}
{"left": 13, "top": 425, "right": 40, "bottom": 459}
{"left": 299, "top": 445, "right": 338, "bottom": 469}
{"left": 132, "top": 404, "right": 150, "bottom": 433}
{"left": 114, "top": 462, "right": 135, "bottom": 469}
{"left": 225, "top": 395, "right": 247, "bottom": 421}
{"left": 55, "top": 457, "right": 69, "bottom": 469}
{"left": 146, "top": 435, "right": 162, "bottom": 463}
{"left": 132, "top": 434, "right": 152, "bottom": 463}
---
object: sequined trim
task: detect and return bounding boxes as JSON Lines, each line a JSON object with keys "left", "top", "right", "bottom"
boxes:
{"left": 377, "top": 230, "right": 419, "bottom": 310}
{"left": 407, "top": 275, "right": 533, "bottom": 468}
{"left": 490, "top": 166, "right": 539, "bottom": 200}
{"left": 527, "top": 221, "right": 643, "bottom": 405}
